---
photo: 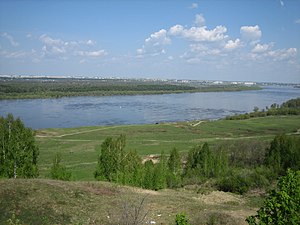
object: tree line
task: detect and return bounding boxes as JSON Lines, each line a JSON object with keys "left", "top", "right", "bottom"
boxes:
{"left": 0, "top": 77, "right": 260, "bottom": 99}
{"left": 93, "top": 133, "right": 300, "bottom": 193}
{"left": 226, "top": 97, "right": 300, "bottom": 120}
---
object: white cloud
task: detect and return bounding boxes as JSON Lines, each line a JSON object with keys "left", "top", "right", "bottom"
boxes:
{"left": 39, "top": 34, "right": 63, "bottom": 46}
{"left": 190, "top": 3, "right": 198, "bottom": 9}
{"left": 169, "top": 24, "right": 228, "bottom": 42}
{"left": 1, "top": 33, "right": 19, "bottom": 47}
{"left": 137, "top": 29, "right": 171, "bottom": 56}
{"left": 267, "top": 48, "right": 297, "bottom": 61}
{"left": 240, "top": 25, "right": 262, "bottom": 42}
{"left": 77, "top": 50, "right": 107, "bottom": 57}
{"left": 224, "top": 39, "right": 243, "bottom": 51}
{"left": 0, "top": 50, "right": 30, "bottom": 59}
{"left": 190, "top": 44, "right": 222, "bottom": 55}
{"left": 86, "top": 40, "right": 95, "bottom": 45}
{"left": 249, "top": 47, "right": 297, "bottom": 62}
{"left": 136, "top": 48, "right": 145, "bottom": 55}
{"left": 145, "top": 29, "right": 171, "bottom": 46}
{"left": 252, "top": 43, "right": 273, "bottom": 53}
{"left": 194, "top": 14, "right": 205, "bottom": 26}
{"left": 169, "top": 25, "right": 184, "bottom": 36}
{"left": 169, "top": 15, "right": 227, "bottom": 42}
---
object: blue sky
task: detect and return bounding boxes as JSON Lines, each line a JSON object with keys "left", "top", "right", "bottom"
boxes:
{"left": 0, "top": 0, "right": 300, "bottom": 83}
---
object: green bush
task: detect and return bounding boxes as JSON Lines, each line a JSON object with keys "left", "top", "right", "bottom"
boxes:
{"left": 175, "top": 213, "right": 191, "bottom": 225}
{"left": 50, "top": 153, "right": 72, "bottom": 181}
{"left": 246, "top": 169, "right": 300, "bottom": 225}
{"left": 217, "top": 172, "right": 250, "bottom": 194}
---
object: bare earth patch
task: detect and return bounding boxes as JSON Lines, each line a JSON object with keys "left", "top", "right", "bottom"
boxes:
{"left": 195, "top": 191, "right": 245, "bottom": 205}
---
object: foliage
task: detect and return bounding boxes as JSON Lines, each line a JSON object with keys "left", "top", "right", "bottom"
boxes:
{"left": 94, "top": 135, "right": 126, "bottom": 182}
{"left": 265, "top": 134, "right": 300, "bottom": 175}
{"left": 153, "top": 151, "right": 167, "bottom": 190}
{"left": 226, "top": 98, "right": 300, "bottom": 120}
{"left": 118, "top": 149, "right": 143, "bottom": 186}
{"left": 142, "top": 160, "right": 155, "bottom": 189}
{"left": 50, "top": 153, "right": 72, "bottom": 181}
{"left": 167, "top": 148, "right": 182, "bottom": 188}
{"left": 6, "top": 213, "right": 22, "bottom": 225}
{"left": 217, "top": 169, "right": 252, "bottom": 194}
{"left": 0, "top": 77, "right": 261, "bottom": 100}
{"left": 185, "top": 142, "right": 228, "bottom": 180}
{"left": 217, "top": 167, "right": 273, "bottom": 195}
{"left": 0, "top": 114, "right": 39, "bottom": 178}
{"left": 175, "top": 213, "right": 191, "bottom": 225}
{"left": 246, "top": 169, "right": 300, "bottom": 225}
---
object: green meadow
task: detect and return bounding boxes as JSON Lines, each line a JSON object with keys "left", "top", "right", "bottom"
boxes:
{"left": 36, "top": 115, "right": 300, "bottom": 180}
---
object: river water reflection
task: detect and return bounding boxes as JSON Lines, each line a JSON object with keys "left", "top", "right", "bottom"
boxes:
{"left": 0, "top": 86, "right": 299, "bottom": 129}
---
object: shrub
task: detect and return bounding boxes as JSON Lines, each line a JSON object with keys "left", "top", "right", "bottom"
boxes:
{"left": 217, "top": 172, "right": 250, "bottom": 194}
{"left": 175, "top": 213, "right": 191, "bottom": 225}
{"left": 50, "top": 153, "right": 72, "bottom": 181}
{"left": 246, "top": 169, "right": 300, "bottom": 225}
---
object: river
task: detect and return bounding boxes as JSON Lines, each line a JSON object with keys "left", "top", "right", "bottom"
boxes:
{"left": 0, "top": 86, "right": 299, "bottom": 129}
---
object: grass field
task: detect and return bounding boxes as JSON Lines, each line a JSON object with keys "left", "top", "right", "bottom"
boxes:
{"left": 1, "top": 115, "right": 299, "bottom": 224}
{"left": 36, "top": 115, "right": 300, "bottom": 180}
{"left": 0, "top": 178, "right": 261, "bottom": 225}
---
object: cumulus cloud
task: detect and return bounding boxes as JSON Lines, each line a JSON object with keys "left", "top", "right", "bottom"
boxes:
{"left": 1, "top": 33, "right": 19, "bottom": 47}
{"left": 37, "top": 34, "right": 106, "bottom": 60}
{"left": 194, "top": 14, "right": 205, "bottom": 27}
{"left": 224, "top": 39, "right": 243, "bottom": 51}
{"left": 137, "top": 29, "right": 171, "bottom": 56}
{"left": 145, "top": 29, "right": 171, "bottom": 46}
{"left": 252, "top": 43, "right": 273, "bottom": 53}
{"left": 40, "top": 34, "right": 63, "bottom": 46}
{"left": 240, "top": 25, "right": 262, "bottom": 42}
{"left": 267, "top": 48, "right": 297, "bottom": 61}
{"left": 169, "top": 24, "right": 228, "bottom": 42}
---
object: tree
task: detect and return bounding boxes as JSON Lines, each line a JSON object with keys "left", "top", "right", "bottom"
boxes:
{"left": 50, "top": 153, "right": 72, "bottom": 181}
{"left": 184, "top": 143, "right": 213, "bottom": 178}
{"left": 0, "top": 114, "right": 39, "bottom": 178}
{"left": 265, "top": 134, "right": 300, "bottom": 175}
{"left": 167, "top": 148, "right": 182, "bottom": 188}
{"left": 246, "top": 169, "right": 300, "bottom": 225}
{"left": 213, "top": 148, "right": 228, "bottom": 177}
{"left": 118, "top": 149, "right": 143, "bottom": 186}
{"left": 168, "top": 148, "right": 181, "bottom": 175}
{"left": 153, "top": 151, "right": 167, "bottom": 190}
{"left": 142, "top": 160, "right": 154, "bottom": 189}
{"left": 94, "top": 135, "right": 126, "bottom": 182}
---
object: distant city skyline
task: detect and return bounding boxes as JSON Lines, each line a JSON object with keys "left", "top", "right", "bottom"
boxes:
{"left": 1, "top": 0, "right": 300, "bottom": 83}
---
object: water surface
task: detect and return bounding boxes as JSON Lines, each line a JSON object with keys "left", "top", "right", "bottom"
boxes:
{"left": 0, "top": 86, "right": 299, "bottom": 129}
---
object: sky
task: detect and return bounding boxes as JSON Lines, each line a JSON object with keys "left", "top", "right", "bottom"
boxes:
{"left": 0, "top": 0, "right": 300, "bottom": 83}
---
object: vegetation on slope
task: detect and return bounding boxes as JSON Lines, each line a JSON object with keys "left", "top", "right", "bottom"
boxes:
{"left": 1, "top": 98, "right": 300, "bottom": 224}
{"left": 36, "top": 115, "right": 300, "bottom": 180}
{"left": 226, "top": 97, "right": 300, "bottom": 120}
{"left": 0, "top": 178, "right": 258, "bottom": 225}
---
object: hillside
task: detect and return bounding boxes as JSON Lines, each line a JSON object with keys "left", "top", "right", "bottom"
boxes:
{"left": 36, "top": 115, "right": 300, "bottom": 180}
{"left": 0, "top": 178, "right": 259, "bottom": 225}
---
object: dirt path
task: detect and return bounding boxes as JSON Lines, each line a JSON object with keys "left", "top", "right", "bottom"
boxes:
{"left": 191, "top": 121, "right": 204, "bottom": 127}
{"left": 36, "top": 125, "right": 134, "bottom": 138}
